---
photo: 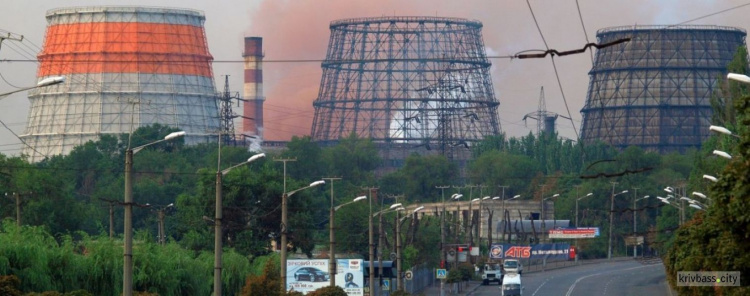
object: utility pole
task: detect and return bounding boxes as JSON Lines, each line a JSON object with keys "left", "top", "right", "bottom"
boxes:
{"left": 5, "top": 192, "right": 30, "bottom": 227}
{"left": 324, "top": 177, "right": 342, "bottom": 287}
{"left": 608, "top": 182, "right": 617, "bottom": 260}
{"left": 436, "top": 185, "right": 450, "bottom": 296}
{"left": 362, "top": 186, "right": 379, "bottom": 296}
{"left": 275, "top": 158, "right": 297, "bottom": 293}
{"left": 99, "top": 198, "right": 121, "bottom": 239}
{"left": 632, "top": 187, "right": 639, "bottom": 258}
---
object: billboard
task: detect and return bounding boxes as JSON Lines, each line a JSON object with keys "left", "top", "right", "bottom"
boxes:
{"left": 489, "top": 243, "right": 571, "bottom": 260}
{"left": 548, "top": 227, "right": 600, "bottom": 239}
{"left": 287, "top": 259, "right": 364, "bottom": 295}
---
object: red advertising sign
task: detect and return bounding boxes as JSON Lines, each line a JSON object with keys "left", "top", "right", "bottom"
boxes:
{"left": 504, "top": 246, "right": 532, "bottom": 258}
{"left": 548, "top": 227, "right": 600, "bottom": 239}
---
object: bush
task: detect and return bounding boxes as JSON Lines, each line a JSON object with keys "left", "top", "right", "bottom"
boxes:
{"left": 0, "top": 275, "right": 21, "bottom": 296}
{"left": 306, "top": 286, "right": 347, "bottom": 296}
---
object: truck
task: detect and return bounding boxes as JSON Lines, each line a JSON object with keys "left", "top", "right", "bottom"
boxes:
{"left": 481, "top": 262, "right": 503, "bottom": 285}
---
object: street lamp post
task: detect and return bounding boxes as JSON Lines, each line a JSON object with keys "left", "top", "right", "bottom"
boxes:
{"left": 397, "top": 206, "right": 424, "bottom": 291}
{"left": 280, "top": 180, "right": 325, "bottom": 292}
{"left": 574, "top": 192, "right": 592, "bottom": 263}
{"left": 633, "top": 195, "right": 649, "bottom": 257}
{"left": 0, "top": 76, "right": 65, "bottom": 99}
{"left": 607, "top": 186, "right": 628, "bottom": 260}
{"left": 215, "top": 152, "right": 265, "bottom": 296}
{"left": 154, "top": 203, "right": 174, "bottom": 245}
{"left": 541, "top": 193, "right": 559, "bottom": 243}
{"left": 658, "top": 196, "right": 684, "bottom": 225}
{"left": 373, "top": 203, "right": 403, "bottom": 295}
{"left": 330, "top": 195, "right": 367, "bottom": 287}
{"left": 123, "top": 130, "right": 185, "bottom": 296}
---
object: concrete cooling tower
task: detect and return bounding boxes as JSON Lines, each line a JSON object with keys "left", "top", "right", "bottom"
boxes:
{"left": 21, "top": 6, "right": 220, "bottom": 162}
{"left": 580, "top": 25, "right": 746, "bottom": 153}
{"left": 310, "top": 17, "right": 500, "bottom": 173}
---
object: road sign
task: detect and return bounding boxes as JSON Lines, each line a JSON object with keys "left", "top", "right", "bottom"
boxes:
{"left": 448, "top": 249, "right": 456, "bottom": 257}
{"left": 405, "top": 270, "right": 413, "bottom": 281}
{"left": 436, "top": 269, "right": 447, "bottom": 279}
{"left": 390, "top": 252, "right": 397, "bottom": 261}
{"left": 382, "top": 279, "right": 390, "bottom": 291}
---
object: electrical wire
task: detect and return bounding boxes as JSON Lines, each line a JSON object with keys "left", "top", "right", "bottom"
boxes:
{"left": 575, "top": 0, "right": 595, "bottom": 64}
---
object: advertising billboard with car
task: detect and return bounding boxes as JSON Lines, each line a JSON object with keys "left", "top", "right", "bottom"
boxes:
{"left": 287, "top": 259, "right": 363, "bottom": 295}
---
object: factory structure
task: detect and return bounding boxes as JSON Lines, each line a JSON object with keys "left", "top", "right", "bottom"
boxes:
{"left": 580, "top": 25, "right": 746, "bottom": 153}
{"left": 310, "top": 17, "right": 501, "bottom": 175}
{"left": 16, "top": 7, "right": 748, "bottom": 164}
{"left": 21, "top": 6, "right": 220, "bottom": 162}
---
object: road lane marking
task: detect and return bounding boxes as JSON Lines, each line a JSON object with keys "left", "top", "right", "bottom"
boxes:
{"left": 531, "top": 276, "right": 554, "bottom": 296}
{"left": 565, "top": 263, "right": 661, "bottom": 296}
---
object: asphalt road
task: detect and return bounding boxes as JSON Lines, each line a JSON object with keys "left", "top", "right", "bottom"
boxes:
{"left": 472, "top": 260, "right": 670, "bottom": 296}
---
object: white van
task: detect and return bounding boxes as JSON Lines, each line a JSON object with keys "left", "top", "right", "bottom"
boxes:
{"left": 503, "top": 259, "right": 523, "bottom": 275}
{"left": 501, "top": 273, "right": 523, "bottom": 296}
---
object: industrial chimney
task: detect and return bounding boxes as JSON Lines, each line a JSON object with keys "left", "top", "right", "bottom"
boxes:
{"left": 242, "top": 37, "right": 264, "bottom": 140}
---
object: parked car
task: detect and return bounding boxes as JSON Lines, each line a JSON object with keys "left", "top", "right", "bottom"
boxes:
{"left": 482, "top": 263, "right": 503, "bottom": 285}
{"left": 293, "top": 267, "right": 330, "bottom": 282}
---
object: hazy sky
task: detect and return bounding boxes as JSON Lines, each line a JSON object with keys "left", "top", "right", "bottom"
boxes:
{"left": 1, "top": 0, "right": 748, "bottom": 156}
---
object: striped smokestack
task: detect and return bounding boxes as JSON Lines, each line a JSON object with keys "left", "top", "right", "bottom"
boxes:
{"left": 243, "top": 37, "right": 264, "bottom": 139}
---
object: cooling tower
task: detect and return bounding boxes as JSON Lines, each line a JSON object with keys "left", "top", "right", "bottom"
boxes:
{"left": 311, "top": 17, "right": 500, "bottom": 171}
{"left": 580, "top": 25, "right": 746, "bottom": 153}
{"left": 21, "top": 6, "right": 220, "bottom": 162}
{"left": 242, "top": 37, "right": 264, "bottom": 139}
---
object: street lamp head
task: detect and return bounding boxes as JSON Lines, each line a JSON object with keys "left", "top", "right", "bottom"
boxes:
{"left": 167, "top": 203, "right": 174, "bottom": 207}
{"left": 471, "top": 198, "right": 480, "bottom": 203}
{"left": 679, "top": 196, "right": 692, "bottom": 202}
{"left": 727, "top": 72, "right": 750, "bottom": 84}
{"left": 663, "top": 187, "right": 673, "bottom": 193}
{"left": 620, "top": 190, "right": 628, "bottom": 194}
{"left": 482, "top": 196, "right": 491, "bottom": 200}
{"left": 703, "top": 174, "right": 718, "bottom": 182}
{"left": 310, "top": 180, "right": 325, "bottom": 187}
{"left": 692, "top": 192, "right": 707, "bottom": 199}
{"left": 689, "top": 204, "right": 703, "bottom": 210}
{"left": 451, "top": 193, "right": 463, "bottom": 200}
{"left": 709, "top": 125, "right": 734, "bottom": 136}
{"left": 164, "top": 131, "right": 186, "bottom": 140}
{"left": 511, "top": 195, "right": 521, "bottom": 199}
{"left": 491, "top": 196, "right": 500, "bottom": 200}
{"left": 413, "top": 206, "right": 425, "bottom": 213}
{"left": 643, "top": 195, "right": 649, "bottom": 199}
{"left": 353, "top": 196, "right": 367, "bottom": 202}
{"left": 552, "top": 194, "right": 560, "bottom": 198}
{"left": 585, "top": 193, "right": 593, "bottom": 197}
{"left": 713, "top": 150, "right": 732, "bottom": 159}
{"left": 37, "top": 75, "right": 66, "bottom": 87}
{"left": 389, "top": 203, "right": 403, "bottom": 210}
{"left": 248, "top": 153, "right": 266, "bottom": 162}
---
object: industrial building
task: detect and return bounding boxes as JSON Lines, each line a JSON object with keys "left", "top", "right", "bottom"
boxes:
{"left": 580, "top": 25, "right": 746, "bottom": 153}
{"left": 310, "top": 16, "right": 501, "bottom": 176}
{"left": 21, "top": 6, "right": 220, "bottom": 162}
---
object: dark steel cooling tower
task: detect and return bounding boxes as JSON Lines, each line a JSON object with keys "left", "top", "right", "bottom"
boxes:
{"left": 580, "top": 25, "right": 746, "bottom": 153}
{"left": 311, "top": 16, "right": 500, "bottom": 166}
{"left": 22, "top": 6, "right": 220, "bottom": 162}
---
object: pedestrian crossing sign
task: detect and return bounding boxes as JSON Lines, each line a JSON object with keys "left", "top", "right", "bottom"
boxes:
{"left": 383, "top": 279, "right": 390, "bottom": 291}
{"left": 436, "top": 269, "right": 447, "bottom": 279}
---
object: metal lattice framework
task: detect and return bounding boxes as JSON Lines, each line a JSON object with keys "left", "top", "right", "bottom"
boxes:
{"left": 581, "top": 25, "right": 746, "bottom": 153}
{"left": 311, "top": 16, "right": 501, "bottom": 161}
{"left": 21, "top": 6, "right": 220, "bottom": 162}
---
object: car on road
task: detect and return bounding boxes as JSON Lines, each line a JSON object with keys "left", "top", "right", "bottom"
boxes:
{"left": 503, "top": 259, "right": 523, "bottom": 275}
{"left": 293, "top": 267, "right": 329, "bottom": 282}
{"left": 501, "top": 272, "right": 523, "bottom": 296}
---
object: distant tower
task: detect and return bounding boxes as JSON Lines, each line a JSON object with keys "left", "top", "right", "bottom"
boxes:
{"left": 581, "top": 25, "right": 746, "bottom": 152}
{"left": 523, "top": 87, "right": 569, "bottom": 136}
{"left": 22, "top": 6, "right": 220, "bottom": 162}
{"left": 242, "top": 37, "right": 264, "bottom": 140}
{"left": 218, "top": 75, "right": 241, "bottom": 145}
{"left": 311, "top": 17, "right": 501, "bottom": 175}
